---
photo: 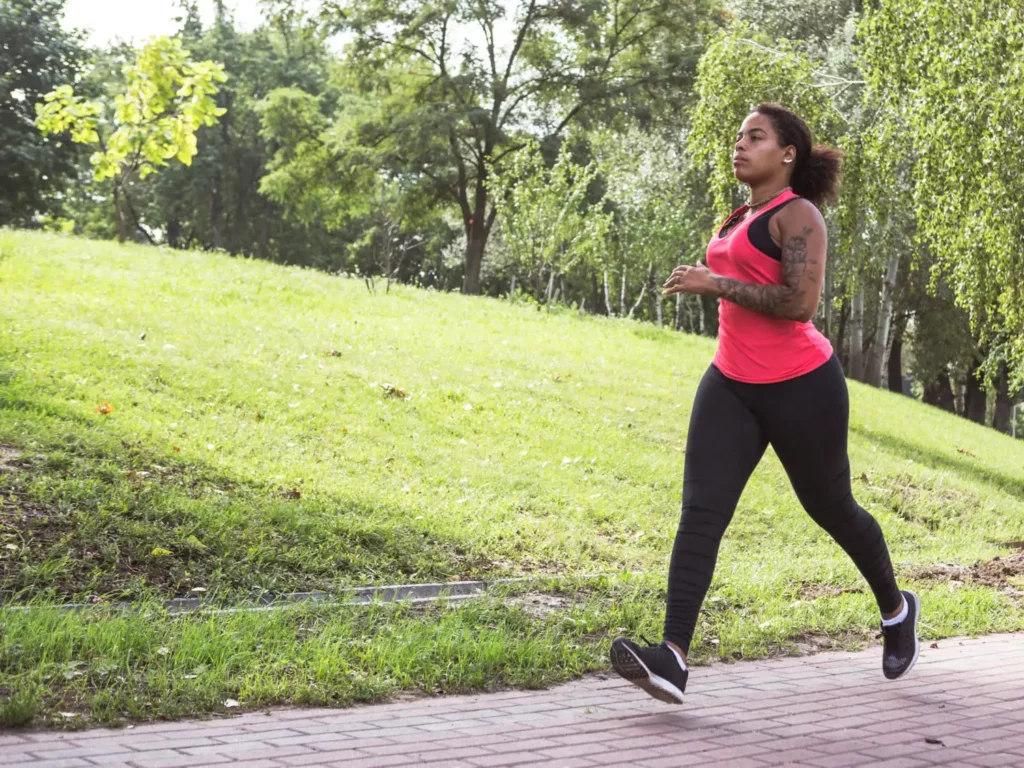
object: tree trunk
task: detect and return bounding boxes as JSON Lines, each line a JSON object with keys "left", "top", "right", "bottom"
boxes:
{"left": 627, "top": 280, "right": 647, "bottom": 320}
{"left": 964, "top": 357, "right": 987, "bottom": 424}
{"left": 655, "top": 290, "right": 663, "bottom": 326}
{"left": 462, "top": 226, "right": 487, "bottom": 295}
{"left": 863, "top": 257, "right": 899, "bottom": 388}
{"left": 823, "top": 264, "right": 834, "bottom": 340}
{"left": 700, "top": 295, "right": 714, "bottom": 336}
{"left": 994, "top": 362, "right": 1013, "bottom": 434}
{"left": 211, "top": 174, "right": 224, "bottom": 251}
{"left": 923, "top": 369, "right": 956, "bottom": 414}
{"left": 603, "top": 269, "right": 613, "bottom": 316}
{"left": 835, "top": 299, "right": 850, "bottom": 371}
{"left": 166, "top": 216, "right": 182, "bottom": 249}
{"left": 257, "top": 215, "right": 270, "bottom": 261}
{"left": 112, "top": 183, "right": 129, "bottom": 243}
{"left": 675, "top": 294, "right": 683, "bottom": 331}
{"left": 887, "top": 319, "right": 905, "bottom": 394}
{"left": 849, "top": 290, "right": 866, "bottom": 382}
{"left": 620, "top": 270, "right": 627, "bottom": 317}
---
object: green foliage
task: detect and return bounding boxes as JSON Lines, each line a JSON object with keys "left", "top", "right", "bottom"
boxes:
{"left": 489, "top": 140, "right": 611, "bottom": 299}
{"left": 687, "top": 25, "right": 843, "bottom": 224}
{"left": 267, "top": 0, "right": 722, "bottom": 293}
{"left": 0, "top": 0, "right": 86, "bottom": 226}
{"left": 596, "top": 127, "right": 700, "bottom": 275}
{"left": 859, "top": 0, "right": 1024, "bottom": 381}
{"left": 35, "top": 37, "right": 227, "bottom": 182}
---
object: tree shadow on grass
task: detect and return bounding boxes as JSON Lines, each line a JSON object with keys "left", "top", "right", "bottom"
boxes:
{"left": 0, "top": 380, "right": 518, "bottom": 604}
{"left": 850, "top": 426, "right": 1024, "bottom": 502}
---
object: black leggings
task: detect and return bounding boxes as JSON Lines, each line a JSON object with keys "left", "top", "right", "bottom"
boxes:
{"left": 664, "top": 355, "right": 902, "bottom": 652}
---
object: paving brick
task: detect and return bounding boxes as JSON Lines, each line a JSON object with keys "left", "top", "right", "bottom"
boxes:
{"left": 125, "top": 751, "right": 232, "bottom": 768}
{"left": 9, "top": 633, "right": 1024, "bottom": 768}
{"left": 586, "top": 748, "right": 666, "bottom": 765}
{"left": 277, "top": 748, "right": 367, "bottom": 765}
{"left": 961, "top": 754, "right": 1024, "bottom": 767}
{"left": 804, "top": 753, "right": 870, "bottom": 767}
{"left": 467, "top": 752, "right": 546, "bottom": 767}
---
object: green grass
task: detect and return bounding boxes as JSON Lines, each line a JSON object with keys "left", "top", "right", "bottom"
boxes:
{"left": 2, "top": 230, "right": 1024, "bottom": 727}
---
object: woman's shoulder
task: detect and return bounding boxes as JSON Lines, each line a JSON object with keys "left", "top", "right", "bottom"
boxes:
{"left": 778, "top": 195, "right": 825, "bottom": 226}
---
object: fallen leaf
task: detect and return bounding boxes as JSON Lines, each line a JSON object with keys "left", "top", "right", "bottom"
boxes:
{"left": 96, "top": 401, "right": 115, "bottom": 415}
{"left": 925, "top": 737, "right": 944, "bottom": 746}
{"left": 930, "top": 642, "right": 939, "bottom": 649}
{"left": 157, "top": 647, "right": 170, "bottom": 656}
{"left": 173, "top": 446, "right": 181, "bottom": 452}
{"left": 224, "top": 699, "right": 240, "bottom": 708}
{"left": 329, "top": 350, "right": 341, "bottom": 357}
{"left": 253, "top": 410, "right": 263, "bottom": 421}
{"left": 381, "top": 384, "right": 408, "bottom": 399}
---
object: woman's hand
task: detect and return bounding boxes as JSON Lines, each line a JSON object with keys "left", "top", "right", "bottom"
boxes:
{"left": 662, "top": 264, "right": 720, "bottom": 297}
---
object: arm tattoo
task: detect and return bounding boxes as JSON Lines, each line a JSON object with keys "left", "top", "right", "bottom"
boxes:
{"left": 713, "top": 226, "right": 817, "bottom": 320}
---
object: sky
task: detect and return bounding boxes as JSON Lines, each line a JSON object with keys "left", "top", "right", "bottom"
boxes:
{"left": 62, "top": 0, "right": 267, "bottom": 46}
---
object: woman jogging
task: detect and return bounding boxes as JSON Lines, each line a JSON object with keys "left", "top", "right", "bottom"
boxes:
{"left": 610, "top": 103, "right": 919, "bottom": 704}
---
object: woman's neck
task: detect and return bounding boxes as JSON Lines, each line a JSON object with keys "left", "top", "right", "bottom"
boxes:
{"left": 746, "top": 175, "right": 792, "bottom": 209}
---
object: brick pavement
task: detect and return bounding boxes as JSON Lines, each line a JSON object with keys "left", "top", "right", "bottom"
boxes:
{"left": 5, "top": 633, "right": 1024, "bottom": 767}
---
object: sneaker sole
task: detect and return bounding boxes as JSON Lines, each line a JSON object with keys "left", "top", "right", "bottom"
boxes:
{"left": 610, "top": 640, "right": 685, "bottom": 705}
{"left": 886, "top": 589, "right": 921, "bottom": 681}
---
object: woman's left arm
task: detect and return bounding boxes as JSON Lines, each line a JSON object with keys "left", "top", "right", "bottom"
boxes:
{"left": 664, "top": 200, "right": 827, "bottom": 323}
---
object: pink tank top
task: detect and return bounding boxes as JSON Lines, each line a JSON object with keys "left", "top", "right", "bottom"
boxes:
{"left": 705, "top": 189, "right": 833, "bottom": 384}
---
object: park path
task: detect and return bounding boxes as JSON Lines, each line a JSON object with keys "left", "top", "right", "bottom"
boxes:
{"left": 5, "top": 633, "right": 1024, "bottom": 767}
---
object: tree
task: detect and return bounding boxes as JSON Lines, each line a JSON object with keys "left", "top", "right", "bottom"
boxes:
{"left": 594, "top": 127, "right": 701, "bottom": 325}
{"left": 35, "top": 36, "right": 227, "bottom": 242}
{"left": 267, "top": 0, "right": 720, "bottom": 294}
{"left": 138, "top": 3, "right": 345, "bottom": 262}
{"left": 0, "top": 0, "right": 85, "bottom": 226}
{"left": 859, "top": 0, "right": 1024, "bottom": 385}
{"left": 489, "top": 139, "right": 611, "bottom": 304}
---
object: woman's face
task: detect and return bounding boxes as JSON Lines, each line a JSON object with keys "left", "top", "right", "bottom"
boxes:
{"left": 732, "top": 112, "right": 796, "bottom": 185}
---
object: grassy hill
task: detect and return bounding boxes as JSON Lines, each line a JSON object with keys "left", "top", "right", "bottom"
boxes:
{"left": 2, "top": 230, "right": 1023, "bottom": 727}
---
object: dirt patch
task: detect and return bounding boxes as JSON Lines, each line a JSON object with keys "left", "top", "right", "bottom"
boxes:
{"left": 798, "top": 584, "right": 864, "bottom": 600}
{"left": 0, "top": 445, "right": 21, "bottom": 474}
{"left": 974, "top": 553, "right": 1024, "bottom": 587}
{"left": 507, "top": 592, "right": 573, "bottom": 618}
{"left": 905, "top": 551, "right": 1024, "bottom": 588}
{"left": 789, "top": 629, "right": 874, "bottom": 657}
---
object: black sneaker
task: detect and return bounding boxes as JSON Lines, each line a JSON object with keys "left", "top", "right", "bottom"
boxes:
{"left": 610, "top": 637, "right": 687, "bottom": 704}
{"left": 881, "top": 589, "right": 921, "bottom": 680}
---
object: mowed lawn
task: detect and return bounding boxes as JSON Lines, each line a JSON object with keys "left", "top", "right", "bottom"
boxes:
{"left": 2, "top": 231, "right": 1023, "bottom": 727}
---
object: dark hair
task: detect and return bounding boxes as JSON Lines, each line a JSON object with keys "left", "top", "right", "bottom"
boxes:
{"left": 754, "top": 103, "right": 843, "bottom": 208}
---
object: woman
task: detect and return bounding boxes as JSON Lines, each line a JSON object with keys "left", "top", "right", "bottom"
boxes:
{"left": 610, "top": 103, "right": 919, "bottom": 704}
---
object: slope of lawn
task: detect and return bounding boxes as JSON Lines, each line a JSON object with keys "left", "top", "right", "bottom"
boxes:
{"left": 2, "top": 230, "right": 1023, "bottom": 727}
